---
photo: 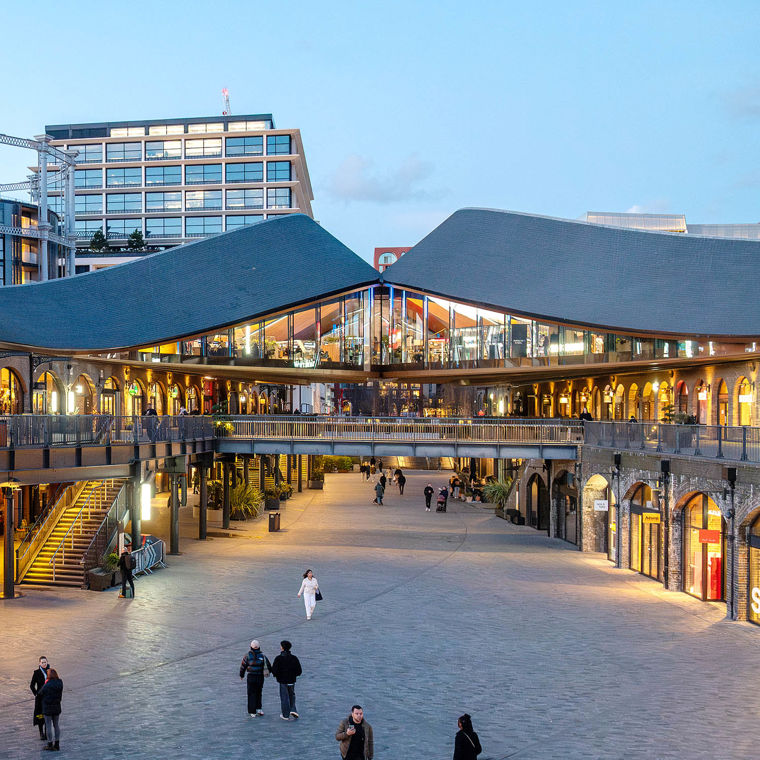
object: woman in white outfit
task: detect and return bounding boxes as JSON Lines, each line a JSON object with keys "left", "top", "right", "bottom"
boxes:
{"left": 297, "top": 569, "right": 319, "bottom": 620}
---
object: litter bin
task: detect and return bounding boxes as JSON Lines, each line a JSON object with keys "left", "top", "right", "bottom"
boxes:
{"left": 268, "top": 512, "right": 281, "bottom": 532}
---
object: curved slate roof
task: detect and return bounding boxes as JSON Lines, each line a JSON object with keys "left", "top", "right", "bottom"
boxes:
{"left": 384, "top": 208, "right": 760, "bottom": 337}
{"left": 0, "top": 214, "right": 378, "bottom": 351}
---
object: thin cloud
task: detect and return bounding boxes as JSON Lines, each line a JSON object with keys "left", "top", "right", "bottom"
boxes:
{"left": 722, "top": 81, "right": 760, "bottom": 119}
{"left": 327, "top": 154, "right": 440, "bottom": 203}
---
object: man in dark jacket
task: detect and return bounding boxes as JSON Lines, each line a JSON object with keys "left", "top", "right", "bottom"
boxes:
{"left": 270, "top": 640, "right": 302, "bottom": 720}
{"left": 336, "top": 705, "right": 373, "bottom": 759}
{"left": 239, "top": 640, "right": 272, "bottom": 717}
{"left": 118, "top": 548, "right": 135, "bottom": 598}
{"left": 424, "top": 483, "right": 434, "bottom": 511}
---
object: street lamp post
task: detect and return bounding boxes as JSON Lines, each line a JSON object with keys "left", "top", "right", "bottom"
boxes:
{"left": 1, "top": 478, "right": 21, "bottom": 599}
{"left": 661, "top": 459, "right": 671, "bottom": 590}
{"left": 614, "top": 453, "right": 622, "bottom": 569}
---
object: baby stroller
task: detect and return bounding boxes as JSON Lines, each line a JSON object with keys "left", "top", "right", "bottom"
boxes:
{"left": 436, "top": 487, "right": 448, "bottom": 512}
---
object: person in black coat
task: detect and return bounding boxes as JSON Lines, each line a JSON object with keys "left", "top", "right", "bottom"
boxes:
{"left": 453, "top": 713, "right": 481, "bottom": 759}
{"left": 118, "top": 548, "right": 135, "bottom": 598}
{"left": 270, "top": 640, "right": 303, "bottom": 720}
{"left": 424, "top": 483, "right": 434, "bottom": 511}
{"left": 30, "top": 656, "right": 50, "bottom": 740}
{"left": 397, "top": 472, "right": 406, "bottom": 495}
{"left": 39, "top": 668, "right": 63, "bottom": 752}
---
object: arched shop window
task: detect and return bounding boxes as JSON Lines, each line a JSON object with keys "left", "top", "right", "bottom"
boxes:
{"left": 676, "top": 381, "right": 689, "bottom": 414}
{"left": 72, "top": 374, "right": 96, "bottom": 415}
{"left": 168, "top": 384, "right": 183, "bottom": 415}
{"left": 695, "top": 380, "right": 708, "bottom": 424}
{"left": 33, "top": 371, "right": 63, "bottom": 414}
{"left": 0, "top": 368, "right": 23, "bottom": 415}
{"left": 149, "top": 382, "right": 166, "bottom": 415}
{"left": 629, "top": 483, "right": 660, "bottom": 581}
{"left": 747, "top": 514, "right": 760, "bottom": 626}
{"left": 101, "top": 377, "right": 119, "bottom": 416}
{"left": 614, "top": 384, "right": 625, "bottom": 420}
{"left": 737, "top": 377, "right": 752, "bottom": 426}
{"left": 716, "top": 379, "right": 728, "bottom": 426}
{"left": 126, "top": 380, "right": 145, "bottom": 417}
{"left": 186, "top": 385, "right": 200, "bottom": 413}
{"left": 683, "top": 492, "right": 724, "bottom": 601}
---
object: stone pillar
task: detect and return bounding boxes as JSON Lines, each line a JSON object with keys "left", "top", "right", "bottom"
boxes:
{"left": 3, "top": 488, "right": 15, "bottom": 596}
{"left": 169, "top": 475, "right": 180, "bottom": 555}
{"left": 199, "top": 461, "right": 208, "bottom": 541}
{"left": 736, "top": 524, "right": 750, "bottom": 620}
{"left": 619, "top": 500, "right": 631, "bottom": 569}
{"left": 243, "top": 456, "right": 250, "bottom": 486}
{"left": 297, "top": 454, "right": 303, "bottom": 492}
{"left": 222, "top": 461, "right": 231, "bottom": 529}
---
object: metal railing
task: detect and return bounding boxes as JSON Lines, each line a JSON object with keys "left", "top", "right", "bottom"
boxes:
{"left": 80, "top": 482, "right": 129, "bottom": 576}
{"left": 48, "top": 480, "right": 118, "bottom": 581}
{"left": 218, "top": 416, "right": 584, "bottom": 445}
{"left": 584, "top": 421, "right": 760, "bottom": 463}
{"left": 15, "top": 482, "right": 86, "bottom": 582}
{"left": 0, "top": 414, "right": 214, "bottom": 449}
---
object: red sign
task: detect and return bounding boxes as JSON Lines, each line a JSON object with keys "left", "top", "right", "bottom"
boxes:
{"left": 698, "top": 529, "right": 721, "bottom": 544}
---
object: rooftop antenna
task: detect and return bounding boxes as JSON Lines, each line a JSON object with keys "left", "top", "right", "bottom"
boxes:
{"left": 222, "top": 88, "right": 231, "bottom": 116}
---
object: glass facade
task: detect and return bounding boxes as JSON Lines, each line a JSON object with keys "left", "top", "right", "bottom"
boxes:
{"left": 629, "top": 484, "right": 660, "bottom": 581}
{"left": 186, "top": 164, "right": 222, "bottom": 185}
{"left": 267, "top": 135, "right": 291, "bottom": 155}
{"left": 226, "top": 162, "right": 263, "bottom": 183}
{"left": 146, "top": 165, "right": 182, "bottom": 186}
{"left": 267, "top": 161, "right": 291, "bottom": 181}
{"left": 75, "top": 169, "right": 102, "bottom": 188}
{"left": 106, "top": 167, "right": 141, "bottom": 187}
{"left": 226, "top": 136, "right": 264, "bottom": 156}
{"left": 186, "top": 190, "right": 222, "bottom": 210}
{"left": 683, "top": 493, "right": 724, "bottom": 601}
{"left": 75, "top": 144, "right": 103, "bottom": 163}
{"left": 226, "top": 215, "right": 263, "bottom": 230}
{"left": 226, "top": 189, "right": 263, "bottom": 210}
{"left": 106, "top": 142, "right": 142, "bottom": 162}
{"left": 267, "top": 188, "right": 291, "bottom": 209}
{"left": 186, "top": 216, "right": 222, "bottom": 236}
{"left": 75, "top": 194, "right": 103, "bottom": 214}
{"left": 146, "top": 140, "right": 182, "bottom": 160}
{"left": 107, "top": 193, "right": 142, "bottom": 213}
{"left": 146, "top": 217, "right": 182, "bottom": 238}
{"left": 146, "top": 192, "right": 182, "bottom": 212}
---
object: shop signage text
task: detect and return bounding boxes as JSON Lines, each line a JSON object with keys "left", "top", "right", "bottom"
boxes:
{"left": 642, "top": 512, "right": 661, "bottom": 524}
{"left": 594, "top": 499, "right": 609, "bottom": 512}
{"left": 698, "top": 529, "right": 721, "bottom": 544}
{"left": 751, "top": 587, "right": 760, "bottom": 615}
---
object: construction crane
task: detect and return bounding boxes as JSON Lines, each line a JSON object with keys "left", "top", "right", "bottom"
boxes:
{"left": 222, "top": 88, "right": 231, "bottom": 115}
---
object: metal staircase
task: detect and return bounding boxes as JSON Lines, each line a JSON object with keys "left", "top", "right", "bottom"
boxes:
{"left": 19, "top": 479, "right": 127, "bottom": 587}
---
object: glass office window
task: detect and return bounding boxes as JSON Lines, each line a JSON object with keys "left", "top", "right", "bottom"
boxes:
{"left": 226, "top": 136, "right": 264, "bottom": 156}
{"left": 229, "top": 120, "right": 271, "bottom": 131}
{"left": 185, "top": 164, "right": 222, "bottom": 184}
{"left": 145, "top": 165, "right": 182, "bottom": 186}
{"left": 480, "top": 308, "right": 505, "bottom": 361}
{"left": 186, "top": 138, "right": 222, "bottom": 158}
{"left": 226, "top": 214, "right": 263, "bottom": 230}
{"left": 75, "top": 219, "right": 103, "bottom": 237}
{"left": 145, "top": 191, "right": 181, "bottom": 212}
{"left": 266, "top": 187, "right": 291, "bottom": 209}
{"left": 450, "top": 301, "right": 478, "bottom": 364}
{"left": 561, "top": 327, "right": 585, "bottom": 355}
{"left": 75, "top": 194, "right": 103, "bottom": 214}
{"left": 534, "top": 322, "right": 559, "bottom": 356}
{"left": 106, "top": 193, "right": 142, "bottom": 213}
{"left": 145, "top": 140, "right": 182, "bottom": 160}
{"left": 186, "top": 190, "right": 222, "bottom": 210}
{"left": 106, "top": 218, "right": 137, "bottom": 237}
{"left": 187, "top": 123, "right": 223, "bottom": 133}
{"left": 106, "top": 142, "right": 142, "bottom": 162}
{"left": 266, "top": 161, "right": 291, "bottom": 181}
{"left": 226, "top": 188, "right": 264, "bottom": 209}
{"left": 320, "top": 301, "right": 342, "bottom": 363}
{"left": 426, "top": 296, "right": 450, "bottom": 366}
{"left": 146, "top": 217, "right": 182, "bottom": 237}
{"left": 75, "top": 169, "right": 103, "bottom": 188}
{"left": 226, "top": 162, "right": 263, "bottom": 183}
{"left": 74, "top": 144, "right": 103, "bottom": 163}
{"left": 292, "top": 308, "right": 318, "bottom": 366}
{"left": 186, "top": 216, "right": 222, "bottom": 236}
{"left": 148, "top": 124, "right": 184, "bottom": 135}
{"left": 106, "top": 167, "right": 141, "bottom": 187}
{"left": 110, "top": 127, "right": 145, "bottom": 137}
{"left": 49, "top": 195, "right": 64, "bottom": 215}
{"left": 267, "top": 134, "right": 291, "bottom": 155}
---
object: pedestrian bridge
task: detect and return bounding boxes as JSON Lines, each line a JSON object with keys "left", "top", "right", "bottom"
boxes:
{"left": 215, "top": 416, "right": 584, "bottom": 459}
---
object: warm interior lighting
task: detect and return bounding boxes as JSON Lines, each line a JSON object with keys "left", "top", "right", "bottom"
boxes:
{"left": 50, "top": 391, "right": 58, "bottom": 413}
{"left": 698, "top": 390, "right": 708, "bottom": 401}
{"left": 141, "top": 483, "right": 152, "bottom": 521}
{"left": 75, "top": 384, "right": 83, "bottom": 394}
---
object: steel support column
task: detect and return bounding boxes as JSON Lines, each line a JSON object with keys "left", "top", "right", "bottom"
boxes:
{"left": 3, "top": 488, "right": 15, "bottom": 597}
{"left": 199, "top": 461, "right": 208, "bottom": 541}
{"left": 223, "top": 461, "right": 231, "bottom": 529}
{"left": 169, "top": 475, "right": 180, "bottom": 555}
{"left": 130, "top": 466, "right": 141, "bottom": 553}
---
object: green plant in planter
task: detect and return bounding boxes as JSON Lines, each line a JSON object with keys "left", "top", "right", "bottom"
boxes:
{"left": 481, "top": 479, "right": 514, "bottom": 511}
{"left": 206, "top": 480, "right": 224, "bottom": 509}
{"left": 101, "top": 552, "right": 119, "bottom": 573}
{"left": 278, "top": 483, "right": 293, "bottom": 499}
{"left": 230, "top": 484, "right": 264, "bottom": 520}
{"left": 310, "top": 468, "right": 324, "bottom": 482}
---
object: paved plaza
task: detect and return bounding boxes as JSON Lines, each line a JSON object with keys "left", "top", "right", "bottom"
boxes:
{"left": 1, "top": 470, "right": 758, "bottom": 759}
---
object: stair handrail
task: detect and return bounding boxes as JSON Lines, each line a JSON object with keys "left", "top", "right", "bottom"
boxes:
{"left": 48, "top": 480, "right": 114, "bottom": 582}
{"left": 15, "top": 482, "right": 87, "bottom": 582}
{"left": 80, "top": 482, "right": 129, "bottom": 575}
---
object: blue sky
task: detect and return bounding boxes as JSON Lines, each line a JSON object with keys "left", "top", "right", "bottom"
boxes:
{"left": 1, "top": 0, "right": 759, "bottom": 260}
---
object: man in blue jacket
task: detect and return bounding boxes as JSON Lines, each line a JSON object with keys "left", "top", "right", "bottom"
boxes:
{"left": 239, "top": 640, "right": 272, "bottom": 717}
{"left": 270, "top": 640, "right": 303, "bottom": 720}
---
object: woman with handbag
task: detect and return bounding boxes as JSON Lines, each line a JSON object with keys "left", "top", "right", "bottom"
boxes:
{"left": 453, "top": 713, "right": 482, "bottom": 759}
{"left": 297, "top": 569, "right": 320, "bottom": 620}
{"left": 30, "top": 656, "right": 50, "bottom": 741}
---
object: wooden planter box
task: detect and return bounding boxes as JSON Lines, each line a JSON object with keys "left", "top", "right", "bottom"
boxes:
{"left": 88, "top": 569, "right": 120, "bottom": 591}
{"left": 308, "top": 480, "right": 324, "bottom": 490}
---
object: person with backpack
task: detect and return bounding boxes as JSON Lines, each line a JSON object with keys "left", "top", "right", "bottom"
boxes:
{"left": 118, "top": 547, "right": 135, "bottom": 598}
{"left": 239, "top": 640, "right": 272, "bottom": 717}
{"left": 270, "top": 640, "right": 302, "bottom": 720}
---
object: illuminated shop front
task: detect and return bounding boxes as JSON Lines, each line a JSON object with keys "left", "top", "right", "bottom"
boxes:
{"left": 101, "top": 377, "right": 119, "bottom": 416}
{"left": 629, "top": 483, "right": 661, "bottom": 581}
{"left": 553, "top": 470, "right": 578, "bottom": 544}
{"left": 748, "top": 515, "right": 760, "bottom": 626}
{"left": 0, "top": 368, "right": 23, "bottom": 415}
{"left": 33, "top": 371, "right": 62, "bottom": 414}
{"left": 683, "top": 493, "right": 724, "bottom": 602}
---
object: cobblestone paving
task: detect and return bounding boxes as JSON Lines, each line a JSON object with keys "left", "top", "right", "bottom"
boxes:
{"left": 1, "top": 470, "right": 758, "bottom": 759}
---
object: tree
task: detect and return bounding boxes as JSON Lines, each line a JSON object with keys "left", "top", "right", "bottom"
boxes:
{"left": 89, "top": 229, "right": 107, "bottom": 251}
{"left": 127, "top": 229, "right": 146, "bottom": 251}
